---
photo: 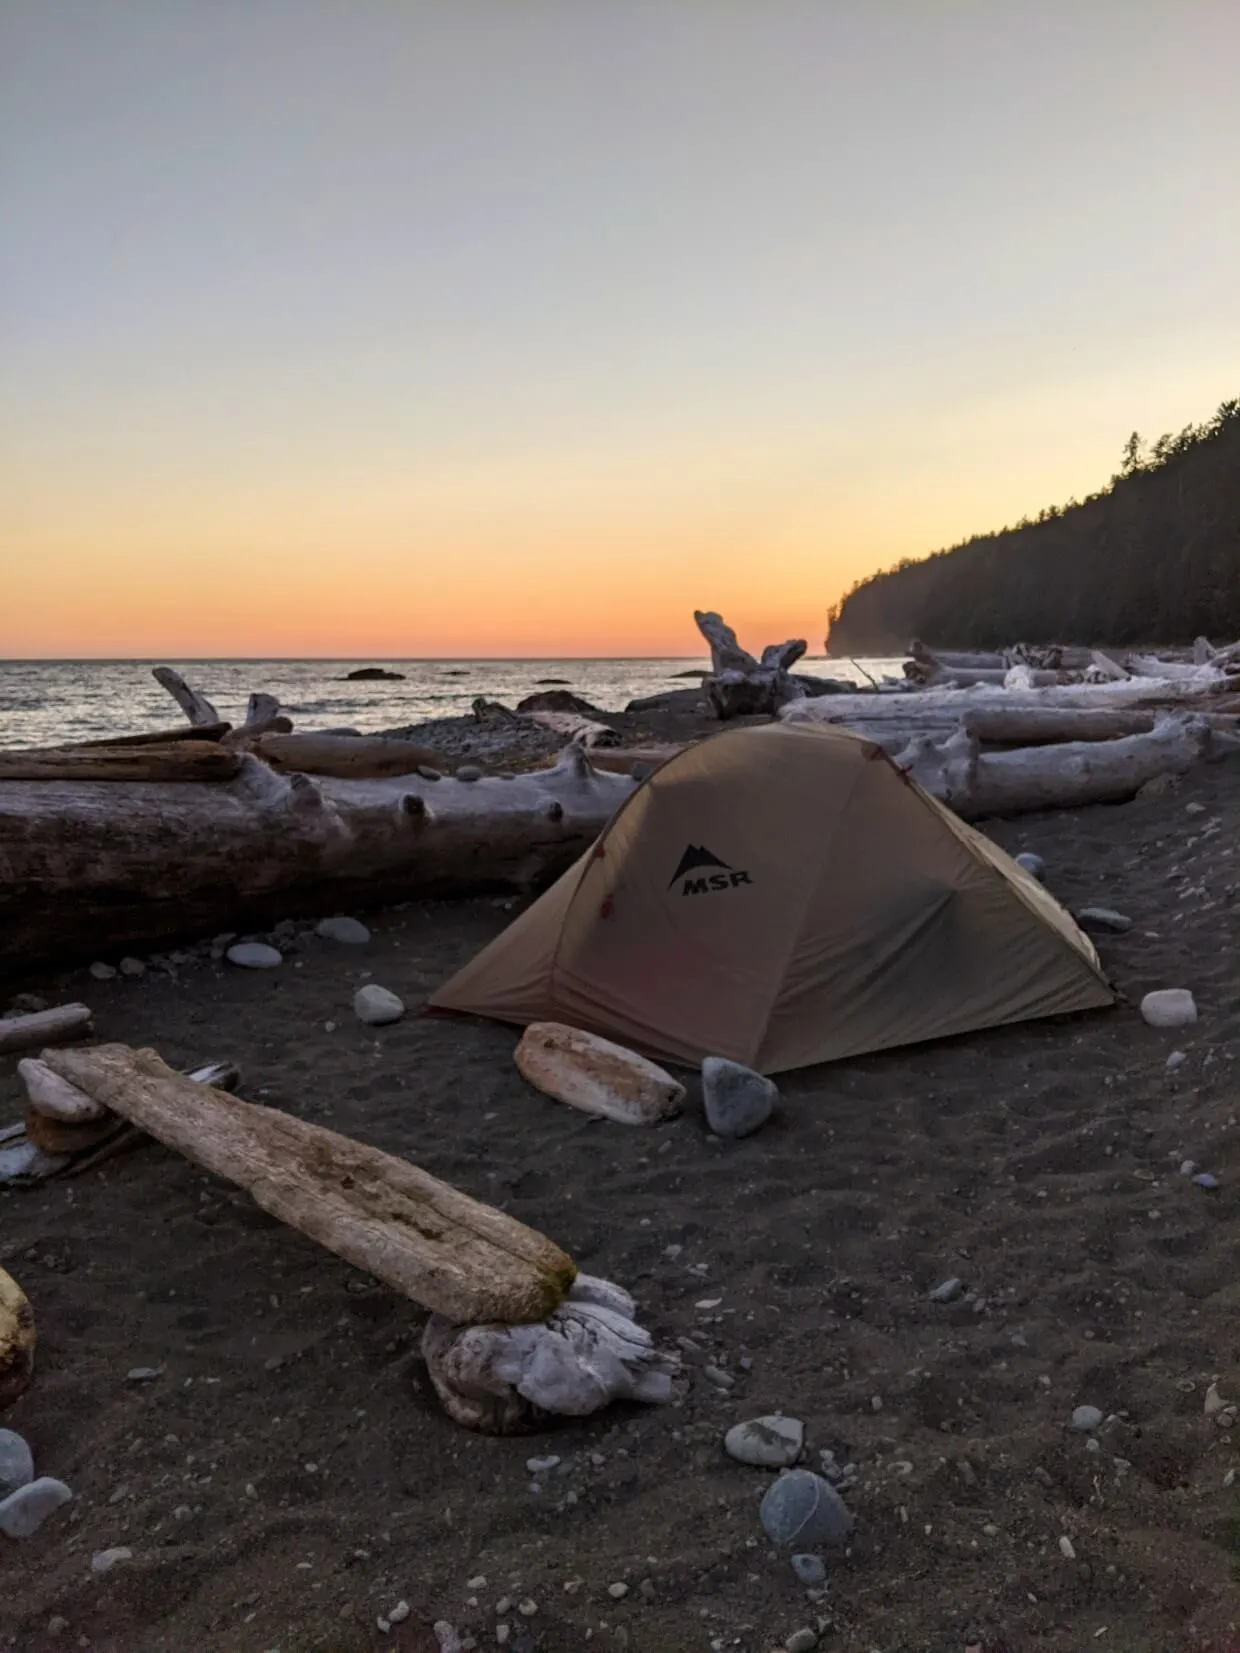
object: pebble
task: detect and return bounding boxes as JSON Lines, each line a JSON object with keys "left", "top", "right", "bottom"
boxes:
{"left": 725, "top": 1415, "right": 803, "bottom": 1469}
{"left": 91, "top": 1546, "right": 133, "bottom": 1573}
{"left": 703, "top": 1365, "right": 735, "bottom": 1391}
{"left": 353, "top": 984, "right": 406, "bottom": 1025}
{"left": 417, "top": 765, "right": 443, "bottom": 781}
{"left": 1167, "top": 1050, "right": 1188, "bottom": 1070}
{"left": 929, "top": 1277, "right": 964, "bottom": 1302}
{"left": 89, "top": 961, "right": 117, "bottom": 980}
{"left": 118, "top": 956, "right": 146, "bottom": 978}
{"left": 1193, "top": 1172, "right": 1220, "bottom": 1190}
{"left": 526, "top": 1455, "right": 561, "bottom": 1476}
{"left": 607, "top": 1582, "right": 629, "bottom": 1600}
{"left": 126, "top": 1366, "right": 161, "bottom": 1383}
{"left": 226, "top": 942, "right": 282, "bottom": 970}
{"left": 1186, "top": 802, "right": 1207, "bottom": 815}
{"left": 455, "top": 765, "right": 483, "bottom": 782}
{"left": 1076, "top": 907, "right": 1133, "bottom": 935}
{"left": 47, "top": 1617, "right": 68, "bottom": 1637}
{"left": 1014, "top": 852, "right": 1045, "bottom": 881}
{"left": 785, "top": 1632, "right": 819, "bottom": 1653}
{"left": 759, "top": 1469, "right": 854, "bottom": 1547}
{"left": 1070, "top": 1405, "right": 1104, "bottom": 1432}
{"left": 517, "top": 1599, "right": 538, "bottom": 1617}
{"left": 700, "top": 1056, "right": 779, "bottom": 1139}
{"left": 388, "top": 1601, "right": 410, "bottom": 1624}
{"left": 0, "top": 1430, "right": 34, "bottom": 1496}
{"left": 790, "top": 1553, "right": 826, "bottom": 1586}
{"left": 1140, "top": 989, "right": 1197, "bottom": 1029}
{"left": 0, "top": 1478, "right": 73, "bottom": 1538}
{"left": 1059, "top": 1535, "right": 1077, "bottom": 1560}
{"left": 1180, "top": 1159, "right": 1197, "bottom": 1176}
{"left": 316, "top": 915, "right": 371, "bottom": 945}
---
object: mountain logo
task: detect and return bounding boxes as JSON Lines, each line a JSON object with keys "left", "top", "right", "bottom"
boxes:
{"left": 669, "top": 844, "right": 753, "bottom": 896}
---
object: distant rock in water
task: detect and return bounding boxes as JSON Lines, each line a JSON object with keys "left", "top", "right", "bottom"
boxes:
{"left": 536, "top": 677, "right": 573, "bottom": 685}
{"left": 517, "top": 689, "right": 604, "bottom": 717}
{"left": 345, "top": 667, "right": 405, "bottom": 681}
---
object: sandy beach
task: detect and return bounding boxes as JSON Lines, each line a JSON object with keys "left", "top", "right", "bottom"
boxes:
{"left": 2, "top": 737, "right": 1239, "bottom": 1653}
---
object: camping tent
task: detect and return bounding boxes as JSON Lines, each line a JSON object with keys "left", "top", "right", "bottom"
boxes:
{"left": 429, "top": 723, "right": 1114, "bottom": 1073}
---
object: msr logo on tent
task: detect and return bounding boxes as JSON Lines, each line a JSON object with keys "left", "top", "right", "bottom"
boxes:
{"left": 669, "top": 845, "right": 753, "bottom": 896}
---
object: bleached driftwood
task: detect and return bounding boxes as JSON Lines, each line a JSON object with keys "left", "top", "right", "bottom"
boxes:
{"left": 515, "top": 1023, "right": 685, "bottom": 1125}
{"left": 694, "top": 611, "right": 808, "bottom": 719}
{"left": 422, "top": 1274, "right": 678, "bottom": 1434}
{"left": 781, "top": 674, "right": 1239, "bottom": 728}
{"left": 42, "top": 1044, "right": 578, "bottom": 1324}
{"left": 0, "top": 1265, "right": 35, "bottom": 1411}
{"left": 0, "top": 1004, "right": 93, "bottom": 1055}
{"left": 0, "top": 742, "right": 244, "bottom": 784}
{"left": 252, "top": 732, "right": 445, "bottom": 779}
{"left": 153, "top": 667, "right": 292, "bottom": 743}
{"left": 893, "top": 713, "right": 1240, "bottom": 816}
{"left": 472, "top": 697, "right": 618, "bottom": 748}
{"left": 1125, "top": 653, "right": 1238, "bottom": 685}
{"left": 152, "top": 667, "right": 221, "bottom": 728}
{"left": 834, "top": 704, "right": 1240, "bottom": 751}
{"left": 0, "top": 746, "right": 636, "bottom": 971}
{"left": 909, "top": 640, "right": 1004, "bottom": 671}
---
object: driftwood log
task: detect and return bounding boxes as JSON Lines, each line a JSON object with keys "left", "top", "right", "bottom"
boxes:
{"left": 0, "top": 1265, "right": 35, "bottom": 1412}
{"left": 893, "top": 712, "right": 1240, "bottom": 816}
{"left": 0, "top": 747, "right": 636, "bottom": 973}
{"left": 695, "top": 611, "right": 808, "bottom": 718}
{"left": 41, "top": 1044, "right": 578, "bottom": 1324}
{"left": 0, "top": 742, "right": 245, "bottom": 784}
{"left": 0, "top": 1004, "right": 93, "bottom": 1055}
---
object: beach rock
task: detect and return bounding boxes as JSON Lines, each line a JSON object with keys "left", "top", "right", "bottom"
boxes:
{"left": 785, "top": 1632, "right": 819, "bottom": 1653}
{"left": 759, "top": 1470, "right": 854, "bottom": 1547}
{"left": 118, "top": 957, "right": 146, "bottom": 978}
{"left": 1141, "top": 989, "right": 1198, "bottom": 1029}
{"left": 455, "top": 764, "right": 483, "bottom": 782}
{"left": 724, "top": 1415, "right": 804, "bottom": 1469}
{"left": 354, "top": 985, "right": 405, "bottom": 1025}
{"left": 1076, "top": 907, "right": 1133, "bottom": 935}
{"left": 417, "top": 765, "right": 443, "bottom": 781}
{"left": 526, "top": 1455, "right": 560, "bottom": 1476}
{"left": 1070, "top": 1405, "right": 1104, "bottom": 1432}
{"left": 1193, "top": 1172, "right": 1220, "bottom": 1190}
{"left": 89, "top": 962, "right": 116, "bottom": 981}
{"left": 0, "top": 1430, "right": 34, "bottom": 1496}
{"left": 790, "top": 1553, "right": 826, "bottom": 1587}
{"left": 1167, "top": 1050, "right": 1188, "bottom": 1070}
{"left": 126, "top": 1366, "right": 161, "bottom": 1383}
{"left": 226, "top": 942, "right": 282, "bottom": 970}
{"left": 701, "top": 1057, "right": 778, "bottom": 1139}
{"left": 1014, "top": 852, "right": 1045, "bottom": 881}
{"left": 345, "top": 667, "right": 405, "bottom": 681}
{"left": 91, "top": 1546, "right": 133, "bottom": 1573}
{"left": 930, "top": 1277, "right": 964, "bottom": 1303}
{"left": 316, "top": 916, "right": 371, "bottom": 945}
{"left": 5, "top": 994, "right": 48, "bottom": 1016}
{"left": 0, "top": 1478, "right": 73, "bottom": 1538}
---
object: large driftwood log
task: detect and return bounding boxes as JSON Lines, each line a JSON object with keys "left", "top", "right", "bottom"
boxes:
{"left": 153, "top": 667, "right": 292, "bottom": 743}
{"left": 782, "top": 674, "right": 1238, "bottom": 728}
{"left": 0, "top": 1004, "right": 93, "bottom": 1055}
{"left": 253, "top": 732, "right": 445, "bottom": 779}
{"left": 794, "top": 704, "right": 1240, "bottom": 750}
{"left": 42, "top": 1044, "right": 578, "bottom": 1324}
{"left": 893, "top": 713, "right": 1240, "bottom": 816}
{"left": 694, "top": 611, "right": 808, "bottom": 719}
{"left": 0, "top": 747, "right": 635, "bottom": 972}
{"left": 0, "top": 742, "right": 244, "bottom": 784}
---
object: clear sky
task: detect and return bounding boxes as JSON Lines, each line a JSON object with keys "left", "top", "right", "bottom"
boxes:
{"left": 3, "top": 2, "right": 1238, "bottom": 658}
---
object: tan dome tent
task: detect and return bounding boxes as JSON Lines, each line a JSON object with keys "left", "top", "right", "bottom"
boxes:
{"left": 429, "top": 724, "right": 1114, "bottom": 1073}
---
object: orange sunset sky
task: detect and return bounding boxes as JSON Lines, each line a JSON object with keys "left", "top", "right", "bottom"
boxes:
{"left": 3, "top": 2, "right": 1239, "bottom": 659}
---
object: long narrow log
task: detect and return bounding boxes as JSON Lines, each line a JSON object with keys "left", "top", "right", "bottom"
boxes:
{"left": 0, "top": 742, "right": 244, "bottom": 784}
{"left": 152, "top": 667, "right": 220, "bottom": 727}
{"left": 42, "top": 1044, "right": 578, "bottom": 1324}
{"left": 823, "top": 706, "right": 1240, "bottom": 748}
{"left": 0, "top": 746, "right": 636, "bottom": 972}
{"left": 781, "top": 675, "right": 1239, "bottom": 726}
{"left": 253, "top": 732, "right": 445, "bottom": 778}
{"left": 0, "top": 1004, "right": 93, "bottom": 1055}
{"left": 893, "top": 713, "right": 1240, "bottom": 817}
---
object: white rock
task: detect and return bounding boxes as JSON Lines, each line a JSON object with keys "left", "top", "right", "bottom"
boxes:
{"left": 0, "top": 1478, "right": 73, "bottom": 1538}
{"left": 354, "top": 984, "right": 406, "bottom": 1025}
{"left": 1141, "top": 989, "right": 1198, "bottom": 1029}
{"left": 316, "top": 916, "right": 371, "bottom": 945}
{"left": 91, "top": 1546, "right": 133, "bottom": 1572}
{"left": 118, "top": 957, "right": 146, "bottom": 978}
{"left": 1166, "top": 1050, "right": 1188, "bottom": 1070}
{"left": 226, "top": 942, "right": 282, "bottom": 970}
{"left": 1076, "top": 907, "right": 1132, "bottom": 935}
{"left": 89, "top": 962, "right": 117, "bottom": 981}
{"left": 724, "top": 1414, "right": 804, "bottom": 1468}
{"left": 515, "top": 1023, "right": 684, "bottom": 1125}
{"left": 1070, "top": 1404, "right": 1103, "bottom": 1431}
{"left": 0, "top": 1430, "right": 34, "bottom": 1496}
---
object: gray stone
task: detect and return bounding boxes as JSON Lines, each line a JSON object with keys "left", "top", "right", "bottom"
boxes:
{"left": 417, "top": 765, "right": 443, "bottom": 781}
{"left": 526, "top": 1455, "right": 560, "bottom": 1476}
{"left": 1141, "top": 989, "right": 1197, "bottom": 1029}
{"left": 1070, "top": 1405, "right": 1104, "bottom": 1431}
{"left": 759, "top": 1469, "right": 854, "bottom": 1547}
{"left": 1193, "top": 1172, "right": 1221, "bottom": 1190}
{"left": 1076, "top": 907, "right": 1133, "bottom": 935}
{"left": 354, "top": 984, "right": 405, "bottom": 1025}
{"left": 700, "top": 1057, "right": 778, "bottom": 1139}
{"left": 930, "top": 1277, "right": 963, "bottom": 1302}
{"left": 316, "top": 916, "right": 371, "bottom": 945}
{"left": 89, "top": 961, "right": 117, "bottom": 981}
{"left": 703, "top": 1365, "right": 735, "bottom": 1391}
{"left": 0, "top": 1478, "right": 73, "bottom": 1538}
{"left": 786, "top": 1632, "right": 819, "bottom": 1653}
{"left": 724, "top": 1415, "right": 804, "bottom": 1469}
{"left": 226, "top": 942, "right": 282, "bottom": 970}
{"left": 1014, "top": 852, "right": 1045, "bottom": 881}
{"left": 455, "top": 764, "right": 483, "bottom": 782}
{"left": 790, "top": 1553, "right": 826, "bottom": 1586}
{"left": 118, "top": 957, "right": 146, "bottom": 978}
{"left": 91, "top": 1546, "right": 133, "bottom": 1573}
{"left": 126, "top": 1366, "right": 161, "bottom": 1383}
{"left": 0, "top": 1429, "right": 34, "bottom": 1496}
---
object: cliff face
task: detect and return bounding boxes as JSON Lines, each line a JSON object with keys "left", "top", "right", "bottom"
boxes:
{"left": 826, "top": 400, "right": 1240, "bottom": 654}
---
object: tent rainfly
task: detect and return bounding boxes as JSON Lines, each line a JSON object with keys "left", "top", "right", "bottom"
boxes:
{"left": 429, "top": 723, "right": 1115, "bottom": 1073}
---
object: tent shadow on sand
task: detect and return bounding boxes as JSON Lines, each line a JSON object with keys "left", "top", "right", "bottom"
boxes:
{"left": 428, "top": 723, "right": 1116, "bottom": 1076}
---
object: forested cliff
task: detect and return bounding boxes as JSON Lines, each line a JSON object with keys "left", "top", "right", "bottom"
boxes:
{"left": 826, "top": 399, "right": 1240, "bottom": 654}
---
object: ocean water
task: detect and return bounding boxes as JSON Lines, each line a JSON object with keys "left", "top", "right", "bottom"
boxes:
{"left": 0, "top": 657, "right": 902, "bottom": 749}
